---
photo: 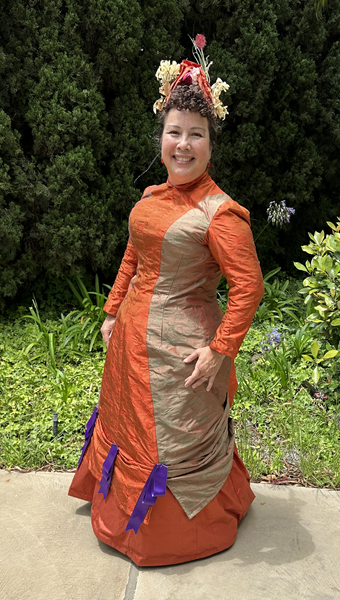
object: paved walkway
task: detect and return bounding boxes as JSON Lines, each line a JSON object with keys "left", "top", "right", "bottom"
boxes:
{"left": 0, "top": 471, "right": 339, "bottom": 600}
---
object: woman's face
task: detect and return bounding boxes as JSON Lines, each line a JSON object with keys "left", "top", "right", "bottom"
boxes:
{"left": 161, "top": 109, "right": 212, "bottom": 186}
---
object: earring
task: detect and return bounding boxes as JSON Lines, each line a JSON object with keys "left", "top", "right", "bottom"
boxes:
{"left": 161, "top": 158, "right": 164, "bottom": 164}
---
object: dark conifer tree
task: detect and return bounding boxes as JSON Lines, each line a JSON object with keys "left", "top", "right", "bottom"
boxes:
{"left": 0, "top": 0, "right": 339, "bottom": 307}
{"left": 178, "top": 0, "right": 340, "bottom": 269}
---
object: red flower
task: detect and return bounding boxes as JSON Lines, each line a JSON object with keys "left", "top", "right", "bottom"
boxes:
{"left": 180, "top": 72, "right": 192, "bottom": 85}
{"left": 194, "top": 34, "right": 206, "bottom": 49}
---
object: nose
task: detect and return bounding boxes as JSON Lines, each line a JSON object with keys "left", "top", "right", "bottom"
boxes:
{"left": 176, "top": 134, "right": 191, "bottom": 150}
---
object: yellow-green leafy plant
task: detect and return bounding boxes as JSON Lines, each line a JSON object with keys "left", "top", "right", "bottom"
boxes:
{"left": 302, "top": 340, "right": 338, "bottom": 386}
{"left": 294, "top": 219, "right": 340, "bottom": 345}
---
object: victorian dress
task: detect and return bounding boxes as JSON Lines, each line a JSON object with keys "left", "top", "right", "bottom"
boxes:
{"left": 68, "top": 169, "right": 264, "bottom": 566}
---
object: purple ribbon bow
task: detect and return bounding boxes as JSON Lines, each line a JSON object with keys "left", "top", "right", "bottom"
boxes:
{"left": 125, "top": 463, "right": 168, "bottom": 534}
{"left": 98, "top": 443, "right": 119, "bottom": 499}
{"left": 77, "top": 406, "right": 98, "bottom": 468}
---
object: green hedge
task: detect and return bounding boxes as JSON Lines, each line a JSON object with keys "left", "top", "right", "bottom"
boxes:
{"left": 1, "top": 0, "right": 339, "bottom": 309}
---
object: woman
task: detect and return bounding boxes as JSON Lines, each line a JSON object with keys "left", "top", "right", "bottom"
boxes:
{"left": 69, "top": 46, "right": 264, "bottom": 567}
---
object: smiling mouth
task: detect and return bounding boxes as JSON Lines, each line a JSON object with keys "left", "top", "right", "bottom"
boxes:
{"left": 173, "top": 156, "right": 194, "bottom": 163}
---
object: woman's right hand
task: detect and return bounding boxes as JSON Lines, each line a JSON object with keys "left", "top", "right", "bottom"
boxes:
{"left": 101, "top": 314, "right": 116, "bottom": 348}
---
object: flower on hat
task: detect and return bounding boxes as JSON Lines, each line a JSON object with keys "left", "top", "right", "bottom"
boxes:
{"left": 210, "top": 78, "right": 230, "bottom": 120}
{"left": 194, "top": 34, "right": 206, "bottom": 49}
{"left": 180, "top": 72, "right": 193, "bottom": 85}
{"left": 153, "top": 98, "right": 165, "bottom": 114}
{"left": 214, "top": 102, "right": 229, "bottom": 120}
{"left": 211, "top": 77, "right": 230, "bottom": 98}
{"left": 153, "top": 60, "right": 181, "bottom": 114}
{"left": 191, "top": 67, "right": 201, "bottom": 83}
{"left": 152, "top": 38, "right": 230, "bottom": 120}
{"left": 155, "top": 60, "right": 180, "bottom": 85}
{"left": 190, "top": 33, "right": 212, "bottom": 82}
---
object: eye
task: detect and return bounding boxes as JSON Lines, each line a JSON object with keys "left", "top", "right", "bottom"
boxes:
{"left": 168, "top": 130, "right": 180, "bottom": 135}
{"left": 192, "top": 132, "right": 203, "bottom": 138}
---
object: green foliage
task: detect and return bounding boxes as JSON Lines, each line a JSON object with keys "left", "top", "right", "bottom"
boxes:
{"left": 0, "top": 0, "right": 340, "bottom": 308}
{"left": 0, "top": 0, "right": 182, "bottom": 309}
{"left": 286, "top": 324, "right": 315, "bottom": 363}
{"left": 262, "top": 343, "right": 292, "bottom": 389}
{"left": 294, "top": 219, "right": 340, "bottom": 345}
{"left": 21, "top": 283, "right": 107, "bottom": 426}
{"left": 23, "top": 298, "right": 58, "bottom": 369}
{"left": 302, "top": 339, "right": 339, "bottom": 386}
{"left": 63, "top": 275, "right": 108, "bottom": 351}
{"left": 234, "top": 323, "right": 340, "bottom": 488}
{"left": 0, "top": 317, "right": 104, "bottom": 469}
{"left": 185, "top": 0, "right": 340, "bottom": 273}
{"left": 22, "top": 299, "right": 79, "bottom": 412}
{"left": 315, "top": 0, "right": 329, "bottom": 19}
{"left": 253, "top": 268, "right": 302, "bottom": 325}
{"left": 1, "top": 277, "right": 339, "bottom": 488}
{"left": 218, "top": 268, "right": 303, "bottom": 326}
{"left": 0, "top": 109, "right": 36, "bottom": 307}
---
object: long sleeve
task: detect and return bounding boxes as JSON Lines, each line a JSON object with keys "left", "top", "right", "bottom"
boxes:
{"left": 205, "top": 199, "right": 264, "bottom": 358}
{"left": 103, "top": 237, "right": 138, "bottom": 316}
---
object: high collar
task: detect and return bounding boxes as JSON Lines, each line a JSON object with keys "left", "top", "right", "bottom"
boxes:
{"left": 166, "top": 168, "right": 211, "bottom": 191}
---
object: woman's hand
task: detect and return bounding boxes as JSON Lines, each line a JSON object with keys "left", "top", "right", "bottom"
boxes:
{"left": 183, "top": 346, "right": 230, "bottom": 392}
{"left": 101, "top": 314, "right": 116, "bottom": 348}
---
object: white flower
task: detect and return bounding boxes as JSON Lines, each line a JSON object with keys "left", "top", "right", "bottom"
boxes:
{"left": 190, "top": 67, "right": 201, "bottom": 82}
{"left": 211, "top": 77, "right": 230, "bottom": 99}
{"left": 155, "top": 61, "right": 180, "bottom": 85}
{"left": 210, "top": 78, "right": 229, "bottom": 120}
{"left": 214, "top": 102, "right": 229, "bottom": 120}
{"left": 153, "top": 98, "right": 165, "bottom": 114}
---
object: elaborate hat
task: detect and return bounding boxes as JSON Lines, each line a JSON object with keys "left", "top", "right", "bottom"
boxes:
{"left": 153, "top": 34, "right": 229, "bottom": 120}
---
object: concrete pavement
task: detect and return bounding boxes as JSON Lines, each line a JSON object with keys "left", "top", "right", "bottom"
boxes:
{"left": 0, "top": 471, "right": 339, "bottom": 600}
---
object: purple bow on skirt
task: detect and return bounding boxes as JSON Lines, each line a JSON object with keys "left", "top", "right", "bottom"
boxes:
{"left": 77, "top": 406, "right": 98, "bottom": 468}
{"left": 98, "top": 443, "right": 119, "bottom": 499}
{"left": 125, "top": 463, "right": 168, "bottom": 534}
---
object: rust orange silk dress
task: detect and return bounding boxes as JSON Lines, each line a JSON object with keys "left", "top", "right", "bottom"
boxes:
{"left": 69, "top": 170, "right": 264, "bottom": 566}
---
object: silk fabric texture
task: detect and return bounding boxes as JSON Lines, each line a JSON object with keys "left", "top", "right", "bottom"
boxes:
{"left": 69, "top": 169, "right": 264, "bottom": 565}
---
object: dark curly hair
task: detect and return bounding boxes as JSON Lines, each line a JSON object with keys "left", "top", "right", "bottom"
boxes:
{"left": 157, "top": 84, "right": 219, "bottom": 147}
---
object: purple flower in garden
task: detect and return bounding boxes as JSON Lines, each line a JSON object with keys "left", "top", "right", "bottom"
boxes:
{"left": 261, "top": 327, "right": 282, "bottom": 352}
{"left": 268, "top": 327, "right": 281, "bottom": 346}
{"left": 267, "top": 200, "right": 295, "bottom": 228}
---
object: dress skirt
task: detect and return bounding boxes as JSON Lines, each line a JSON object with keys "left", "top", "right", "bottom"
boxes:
{"left": 68, "top": 444, "right": 255, "bottom": 567}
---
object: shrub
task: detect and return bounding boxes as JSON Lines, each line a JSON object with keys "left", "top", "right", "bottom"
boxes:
{"left": 253, "top": 268, "right": 302, "bottom": 325}
{"left": 294, "top": 219, "right": 340, "bottom": 345}
{"left": 1, "top": 1, "right": 340, "bottom": 307}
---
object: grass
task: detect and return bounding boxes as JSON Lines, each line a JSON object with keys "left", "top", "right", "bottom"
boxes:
{"left": 0, "top": 294, "right": 339, "bottom": 489}
{"left": 233, "top": 325, "right": 340, "bottom": 488}
{"left": 0, "top": 316, "right": 104, "bottom": 470}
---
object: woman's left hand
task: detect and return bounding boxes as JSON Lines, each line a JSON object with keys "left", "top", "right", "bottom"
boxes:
{"left": 183, "top": 346, "right": 228, "bottom": 392}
